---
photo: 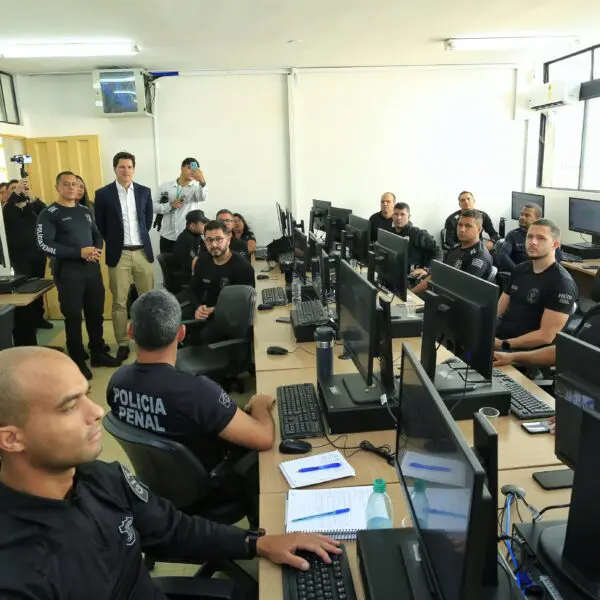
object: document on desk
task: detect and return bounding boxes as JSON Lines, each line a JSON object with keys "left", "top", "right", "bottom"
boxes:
{"left": 279, "top": 450, "right": 355, "bottom": 489}
{"left": 285, "top": 485, "right": 372, "bottom": 539}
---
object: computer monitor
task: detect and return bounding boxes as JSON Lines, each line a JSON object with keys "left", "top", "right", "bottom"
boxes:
{"left": 421, "top": 261, "right": 498, "bottom": 392}
{"left": 395, "top": 344, "right": 493, "bottom": 600}
{"left": 338, "top": 260, "right": 378, "bottom": 387}
{"left": 310, "top": 199, "right": 332, "bottom": 233}
{"left": 537, "top": 333, "right": 600, "bottom": 597}
{"left": 317, "top": 247, "right": 336, "bottom": 307}
{"left": 568, "top": 197, "right": 600, "bottom": 246}
{"left": 369, "top": 229, "right": 409, "bottom": 302}
{"left": 511, "top": 192, "right": 545, "bottom": 220}
{"left": 343, "top": 215, "right": 371, "bottom": 266}
{"left": 276, "top": 202, "right": 288, "bottom": 237}
{"left": 293, "top": 228, "right": 309, "bottom": 278}
{"left": 325, "top": 207, "right": 353, "bottom": 250}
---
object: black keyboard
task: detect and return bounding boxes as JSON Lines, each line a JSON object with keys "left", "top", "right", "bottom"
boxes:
{"left": 262, "top": 287, "right": 288, "bottom": 306}
{"left": 493, "top": 369, "right": 555, "bottom": 419}
{"left": 15, "top": 279, "right": 54, "bottom": 294}
{"left": 277, "top": 383, "right": 326, "bottom": 439}
{"left": 278, "top": 251, "right": 294, "bottom": 263}
{"left": 255, "top": 247, "right": 268, "bottom": 260}
{"left": 282, "top": 547, "right": 357, "bottom": 600}
{"left": 296, "top": 300, "right": 329, "bottom": 326}
{"left": 560, "top": 252, "right": 583, "bottom": 263}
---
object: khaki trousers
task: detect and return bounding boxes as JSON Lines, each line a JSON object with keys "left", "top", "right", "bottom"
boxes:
{"left": 108, "top": 249, "right": 154, "bottom": 346}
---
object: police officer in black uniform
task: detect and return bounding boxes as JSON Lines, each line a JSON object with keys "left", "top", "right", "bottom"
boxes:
{"left": 390, "top": 201, "right": 442, "bottom": 279}
{"left": 495, "top": 219, "right": 577, "bottom": 352}
{"left": 411, "top": 209, "right": 493, "bottom": 295}
{"left": 0, "top": 347, "right": 341, "bottom": 600}
{"left": 173, "top": 209, "right": 207, "bottom": 282}
{"left": 36, "top": 171, "right": 120, "bottom": 379}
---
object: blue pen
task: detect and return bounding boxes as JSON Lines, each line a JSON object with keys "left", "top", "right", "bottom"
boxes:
{"left": 409, "top": 462, "right": 451, "bottom": 473}
{"left": 298, "top": 462, "right": 342, "bottom": 473}
{"left": 292, "top": 508, "right": 351, "bottom": 523}
{"left": 426, "top": 507, "right": 466, "bottom": 519}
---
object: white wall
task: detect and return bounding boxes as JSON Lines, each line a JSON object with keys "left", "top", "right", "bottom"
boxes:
{"left": 17, "top": 67, "right": 526, "bottom": 251}
{"left": 293, "top": 68, "right": 525, "bottom": 235}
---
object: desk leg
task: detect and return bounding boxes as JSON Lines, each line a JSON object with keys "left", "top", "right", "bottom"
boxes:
{"left": 13, "top": 304, "right": 38, "bottom": 346}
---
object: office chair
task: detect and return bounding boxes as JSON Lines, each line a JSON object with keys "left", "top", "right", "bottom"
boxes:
{"left": 102, "top": 413, "right": 257, "bottom": 594}
{"left": 488, "top": 265, "right": 498, "bottom": 283}
{"left": 176, "top": 285, "right": 256, "bottom": 392}
{"left": 0, "top": 304, "right": 15, "bottom": 350}
{"left": 158, "top": 252, "right": 187, "bottom": 295}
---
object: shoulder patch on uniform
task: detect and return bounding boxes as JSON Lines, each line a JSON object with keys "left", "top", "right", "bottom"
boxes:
{"left": 120, "top": 464, "right": 149, "bottom": 502}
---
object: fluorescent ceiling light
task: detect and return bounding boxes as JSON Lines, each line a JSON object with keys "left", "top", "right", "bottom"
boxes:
{"left": 0, "top": 42, "right": 140, "bottom": 58}
{"left": 444, "top": 36, "right": 579, "bottom": 51}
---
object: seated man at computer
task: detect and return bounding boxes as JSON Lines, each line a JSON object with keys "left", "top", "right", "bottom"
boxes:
{"left": 496, "top": 202, "right": 543, "bottom": 272}
{"left": 411, "top": 209, "right": 493, "bottom": 295}
{"left": 494, "top": 304, "right": 600, "bottom": 368}
{"left": 391, "top": 201, "right": 442, "bottom": 278}
{"left": 368, "top": 192, "right": 395, "bottom": 241}
{"left": 107, "top": 289, "right": 275, "bottom": 526}
{"left": 443, "top": 191, "right": 499, "bottom": 251}
{"left": 495, "top": 219, "right": 577, "bottom": 352}
{"left": 0, "top": 347, "right": 342, "bottom": 599}
{"left": 189, "top": 219, "right": 255, "bottom": 335}
{"left": 173, "top": 209, "right": 207, "bottom": 281}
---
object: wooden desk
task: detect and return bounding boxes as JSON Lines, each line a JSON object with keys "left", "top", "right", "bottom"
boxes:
{"left": 258, "top": 484, "right": 408, "bottom": 600}
{"left": 497, "top": 465, "right": 571, "bottom": 520}
{"left": 0, "top": 285, "right": 54, "bottom": 307}
{"left": 562, "top": 259, "right": 598, "bottom": 299}
{"left": 257, "top": 365, "right": 559, "bottom": 494}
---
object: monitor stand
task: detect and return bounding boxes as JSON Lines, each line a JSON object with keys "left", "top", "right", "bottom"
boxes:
{"left": 341, "top": 372, "right": 383, "bottom": 405}
{"left": 434, "top": 363, "right": 489, "bottom": 393}
{"left": 357, "top": 528, "right": 521, "bottom": 600}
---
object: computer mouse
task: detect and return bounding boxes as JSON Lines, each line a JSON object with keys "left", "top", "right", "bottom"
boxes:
{"left": 415, "top": 306, "right": 425, "bottom": 314}
{"left": 267, "top": 345, "right": 289, "bottom": 355}
{"left": 258, "top": 304, "right": 274, "bottom": 311}
{"left": 279, "top": 439, "right": 312, "bottom": 454}
{"left": 445, "top": 357, "right": 459, "bottom": 364}
{"left": 257, "top": 274, "right": 269, "bottom": 280}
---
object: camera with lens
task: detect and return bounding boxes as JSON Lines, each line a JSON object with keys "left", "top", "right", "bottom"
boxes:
{"left": 10, "top": 154, "right": 32, "bottom": 178}
{"left": 152, "top": 191, "right": 170, "bottom": 231}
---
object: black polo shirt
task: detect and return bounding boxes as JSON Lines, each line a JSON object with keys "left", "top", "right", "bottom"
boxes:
{"left": 444, "top": 241, "right": 493, "bottom": 280}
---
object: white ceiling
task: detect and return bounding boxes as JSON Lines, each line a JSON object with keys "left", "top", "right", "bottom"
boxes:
{"left": 1, "top": 0, "right": 600, "bottom": 74}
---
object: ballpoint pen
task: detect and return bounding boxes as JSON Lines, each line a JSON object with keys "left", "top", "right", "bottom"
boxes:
{"left": 291, "top": 508, "right": 351, "bottom": 523}
{"left": 298, "top": 462, "right": 342, "bottom": 473}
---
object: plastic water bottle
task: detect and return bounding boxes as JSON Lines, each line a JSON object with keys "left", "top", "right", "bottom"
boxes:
{"left": 411, "top": 479, "right": 429, "bottom": 529}
{"left": 366, "top": 478, "right": 393, "bottom": 530}
{"left": 291, "top": 273, "right": 302, "bottom": 306}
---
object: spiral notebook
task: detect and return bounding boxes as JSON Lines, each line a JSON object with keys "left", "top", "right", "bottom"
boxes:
{"left": 285, "top": 486, "right": 373, "bottom": 540}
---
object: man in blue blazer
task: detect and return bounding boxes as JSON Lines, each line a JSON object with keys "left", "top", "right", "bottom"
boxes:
{"left": 94, "top": 151, "right": 155, "bottom": 362}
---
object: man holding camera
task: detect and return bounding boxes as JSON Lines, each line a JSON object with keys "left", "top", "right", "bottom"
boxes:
{"left": 154, "top": 157, "right": 207, "bottom": 254}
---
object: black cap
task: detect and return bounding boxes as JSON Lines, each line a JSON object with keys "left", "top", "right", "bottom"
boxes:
{"left": 181, "top": 157, "right": 199, "bottom": 167}
{"left": 186, "top": 210, "right": 207, "bottom": 224}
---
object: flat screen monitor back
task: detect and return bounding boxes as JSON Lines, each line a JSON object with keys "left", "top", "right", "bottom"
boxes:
{"left": 511, "top": 192, "right": 545, "bottom": 220}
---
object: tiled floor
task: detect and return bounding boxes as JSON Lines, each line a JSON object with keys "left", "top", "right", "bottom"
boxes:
{"left": 39, "top": 320, "right": 257, "bottom": 580}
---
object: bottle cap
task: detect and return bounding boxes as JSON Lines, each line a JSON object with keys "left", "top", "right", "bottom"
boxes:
{"left": 373, "top": 478, "right": 386, "bottom": 493}
{"left": 414, "top": 479, "right": 426, "bottom": 492}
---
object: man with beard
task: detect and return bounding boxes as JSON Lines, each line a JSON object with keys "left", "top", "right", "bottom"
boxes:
{"left": 189, "top": 220, "right": 255, "bottom": 342}
{"left": 495, "top": 219, "right": 577, "bottom": 352}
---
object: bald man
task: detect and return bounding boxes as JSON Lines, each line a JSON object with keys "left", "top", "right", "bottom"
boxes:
{"left": 368, "top": 192, "right": 395, "bottom": 242}
{"left": 0, "top": 347, "right": 342, "bottom": 599}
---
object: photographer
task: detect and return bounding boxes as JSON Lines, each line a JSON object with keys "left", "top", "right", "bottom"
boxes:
{"left": 154, "top": 157, "right": 207, "bottom": 254}
{"left": 3, "top": 178, "right": 51, "bottom": 329}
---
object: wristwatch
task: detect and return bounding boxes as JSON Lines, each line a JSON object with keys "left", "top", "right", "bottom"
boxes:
{"left": 501, "top": 340, "right": 511, "bottom": 351}
{"left": 245, "top": 528, "right": 266, "bottom": 559}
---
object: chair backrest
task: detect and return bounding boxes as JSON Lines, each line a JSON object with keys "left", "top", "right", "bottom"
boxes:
{"left": 492, "top": 238, "right": 506, "bottom": 255}
{"left": 102, "top": 413, "right": 211, "bottom": 508}
{"left": 591, "top": 269, "right": 600, "bottom": 303}
{"left": 157, "top": 253, "right": 182, "bottom": 294}
{"left": 0, "top": 304, "right": 15, "bottom": 350}
{"left": 212, "top": 285, "right": 257, "bottom": 340}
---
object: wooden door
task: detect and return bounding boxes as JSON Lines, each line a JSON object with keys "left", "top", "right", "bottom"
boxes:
{"left": 24, "top": 135, "right": 112, "bottom": 319}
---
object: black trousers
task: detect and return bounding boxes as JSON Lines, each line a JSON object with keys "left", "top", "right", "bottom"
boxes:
{"left": 55, "top": 261, "right": 105, "bottom": 363}
{"left": 160, "top": 237, "right": 176, "bottom": 254}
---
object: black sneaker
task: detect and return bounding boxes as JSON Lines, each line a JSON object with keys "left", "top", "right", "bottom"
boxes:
{"left": 77, "top": 362, "right": 93, "bottom": 380}
{"left": 116, "top": 346, "right": 130, "bottom": 362}
{"left": 90, "top": 352, "right": 122, "bottom": 368}
{"left": 37, "top": 319, "right": 54, "bottom": 329}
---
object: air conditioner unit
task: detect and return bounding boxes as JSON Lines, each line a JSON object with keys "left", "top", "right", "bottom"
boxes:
{"left": 527, "top": 81, "right": 581, "bottom": 111}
